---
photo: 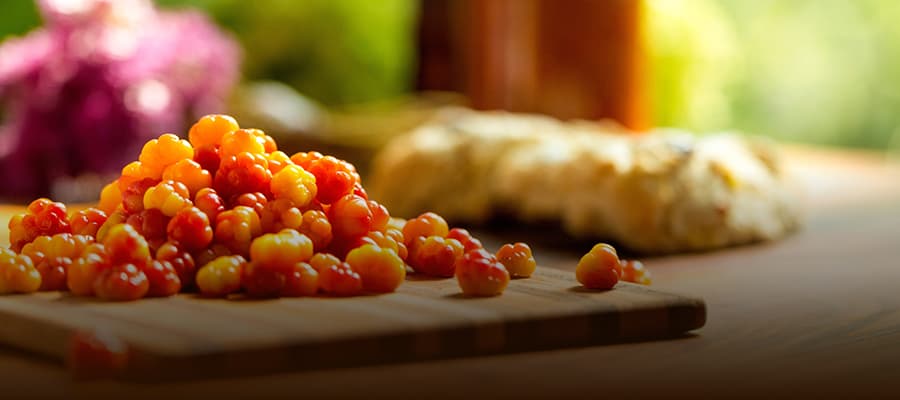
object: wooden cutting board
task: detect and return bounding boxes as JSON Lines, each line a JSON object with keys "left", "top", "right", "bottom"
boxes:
{"left": 0, "top": 267, "right": 705, "bottom": 381}
{"left": 0, "top": 206, "right": 704, "bottom": 380}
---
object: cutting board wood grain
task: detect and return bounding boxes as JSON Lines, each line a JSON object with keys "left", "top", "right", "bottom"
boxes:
{"left": 0, "top": 206, "right": 704, "bottom": 380}
{"left": 0, "top": 267, "right": 705, "bottom": 381}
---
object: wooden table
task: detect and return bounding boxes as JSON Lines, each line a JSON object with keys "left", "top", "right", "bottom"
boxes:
{"left": 1, "top": 146, "right": 899, "bottom": 398}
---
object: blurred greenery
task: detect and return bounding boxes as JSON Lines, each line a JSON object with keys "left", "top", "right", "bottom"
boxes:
{"left": 4, "top": 0, "right": 900, "bottom": 150}
{"left": 157, "top": 0, "right": 418, "bottom": 106}
{"left": 647, "top": 0, "right": 900, "bottom": 150}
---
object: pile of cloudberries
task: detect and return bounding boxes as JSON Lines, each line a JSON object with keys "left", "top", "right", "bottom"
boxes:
{"left": 0, "top": 115, "right": 648, "bottom": 301}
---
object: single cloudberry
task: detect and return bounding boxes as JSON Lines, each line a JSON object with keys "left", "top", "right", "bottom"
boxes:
{"left": 281, "top": 263, "right": 319, "bottom": 297}
{"left": 455, "top": 249, "right": 510, "bottom": 297}
{"left": 188, "top": 114, "right": 239, "bottom": 148}
{"left": 329, "top": 194, "right": 372, "bottom": 239}
{"left": 214, "top": 206, "right": 262, "bottom": 256}
{"left": 139, "top": 134, "right": 194, "bottom": 177}
{"left": 306, "top": 156, "right": 357, "bottom": 204}
{"left": 162, "top": 159, "right": 212, "bottom": 197}
{"left": 125, "top": 209, "right": 169, "bottom": 252}
{"left": 410, "top": 236, "right": 464, "bottom": 278}
{"left": 402, "top": 212, "right": 448, "bottom": 246}
{"left": 241, "top": 261, "right": 286, "bottom": 298}
{"left": 220, "top": 128, "right": 267, "bottom": 158}
{"left": 196, "top": 255, "right": 245, "bottom": 297}
{"left": 68, "top": 244, "right": 109, "bottom": 296}
{"left": 0, "top": 249, "right": 41, "bottom": 294}
{"left": 231, "top": 192, "right": 268, "bottom": 216}
{"left": 194, "top": 188, "right": 225, "bottom": 223}
{"left": 266, "top": 151, "right": 292, "bottom": 174}
{"left": 249, "top": 229, "right": 313, "bottom": 269}
{"left": 156, "top": 242, "right": 197, "bottom": 289}
{"left": 318, "top": 261, "right": 363, "bottom": 296}
{"left": 193, "top": 144, "right": 221, "bottom": 173}
{"left": 270, "top": 164, "right": 316, "bottom": 209}
{"left": 496, "top": 243, "right": 536, "bottom": 278}
{"left": 576, "top": 243, "right": 620, "bottom": 290}
{"left": 143, "top": 260, "right": 182, "bottom": 297}
{"left": 619, "top": 259, "right": 651, "bottom": 285}
{"left": 167, "top": 207, "right": 213, "bottom": 251}
{"left": 298, "top": 210, "right": 332, "bottom": 251}
{"left": 214, "top": 151, "right": 271, "bottom": 199}
{"left": 143, "top": 180, "right": 192, "bottom": 217}
{"left": 71, "top": 208, "right": 108, "bottom": 237}
{"left": 93, "top": 263, "right": 149, "bottom": 301}
{"left": 121, "top": 178, "right": 159, "bottom": 214}
{"left": 101, "top": 224, "right": 151, "bottom": 267}
{"left": 8, "top": 198, "right": 71, "bottom": 252}
{"left": 98, "top": 181, "right": 122, "bottom": 215}
{"left": 346, "top": 244, "right": 405, "bottom": 293}
{"left": 259, "top": 198, "right": 303, "bottom": 233}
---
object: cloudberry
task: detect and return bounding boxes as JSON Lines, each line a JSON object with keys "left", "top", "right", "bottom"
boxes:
{"left": 305, "top": 156, "right": 357, "bottom": 204}
{"left": 156, "top": 242, "right": 197, "bottom": 289}
{"left": 162, "top": 159, "right": 212, "bottom": 197}
{"left": 98, "top": 181, "right": 122, "bottom": 215}
{"left": 139, "top": 133, "right": 194, "bottom": 177}
{"left": 196, "top": 255, "right": 245, "bottom": 297}
{"left": 249, "top": 229, "right": 313, "bottom": 269}
{"left": 270, "top": 164, "right": 316, "bottom": 209}
{"left": 346, "top": 244, "right": 405, "bottom": 293}
{"left": 410, "top": 236, "right": 464, "bottom": 278}
{"left": 189, "top": 114, "right": 239, "bottom": 148}
{"left": 402, "top": 212, "right": 448, "bottom": 246}
{"left": 214, "top": 206, "right": 261, "bottom": 256}
{"left": 194, "top": 188, "right": 225, "bottom": 223}
{"left": 70, "top": 208, "right": 108, "bottom": 237}
{"left": 0, "top": 249, "right": 41, "bottom": 294}
{"left": 144, "top": 260, "right": 182, "bottom": 297}
{"left": 576, "top": 243, "right": 620, "bottom": 290}
{"left": 328, "top": 194, "right": 372, "bottom": 239}
{"left": 214, "top": 152, "right": 271, "bottom": 198}
{"left": 8, "top": 198, "right": 71, "bottom": 252}
{"left": 455, "top": 249, "right": 510, "bottom": 297}
{"left": 93, "top": 263, "right": 149, "bottom": 301}
{"left": 167, "top": 207, "right": 213, "bottom": 251}
{"left": 143, "top": 180, "right": 192, "bottom": 217}
{"left": 496, "top": 243, "right": 536, "bottom": 278}
{"left": 318, "top": 262, "right": 363, "bottom": 296}
{"left": 619, "top": 259, "right": 651, "bottom": 285}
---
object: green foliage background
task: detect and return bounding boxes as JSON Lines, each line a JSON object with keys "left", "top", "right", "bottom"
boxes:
{"left": 4, "top": 0, "right": 900, "bottom": 149}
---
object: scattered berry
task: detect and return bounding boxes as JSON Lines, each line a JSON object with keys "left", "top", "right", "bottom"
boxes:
{"left": 93, "top": 263, "right": 149, "bottom": 301}
{"left": 455, "top": 249, "right": 510, "bottom": 297}
{"left": 496, "top": 243, "right": 536, "bottom": 278}
{"left": 447, "top": 228, "right": 483, "bottom": 252}
{"left": 410, "top": 236, "right": 464, "bottom": 277}
{"left": 576, "top": 243, "right": 620, "bottom": 290}
{"left": 619, "top": 259, "right": 652, "bottom": 285}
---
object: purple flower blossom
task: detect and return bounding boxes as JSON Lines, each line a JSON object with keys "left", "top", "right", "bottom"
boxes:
{"left": 0, "top": 0, "right": 240, "bottom": 201}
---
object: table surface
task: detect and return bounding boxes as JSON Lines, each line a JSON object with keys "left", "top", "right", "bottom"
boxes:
{"left": 1, "top": 145, "right": 899, "bottom": 398}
